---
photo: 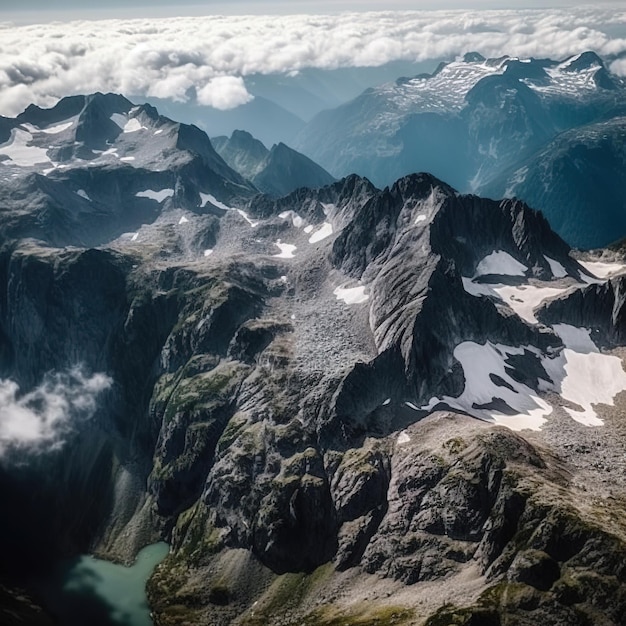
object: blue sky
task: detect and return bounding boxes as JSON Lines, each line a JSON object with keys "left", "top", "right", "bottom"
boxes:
{"left": 2, "top": 1, "right": 622, "bottom": 22}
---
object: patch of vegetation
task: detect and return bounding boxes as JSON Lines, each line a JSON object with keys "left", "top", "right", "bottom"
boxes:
{"left": 242, "top": 564, "right": 334, "bottom": 623}
{"left": 301, "top": 604, "right": 416, "bottom": 626}
{"left": 216, "top": 412, "right": 249, "bottom": 453}
{"left": 443, "top": 437, "right": 467, "bottom": 455}
{"left": 424, "top": 602, "right": 499, "bottom": 626}
{"left": 162, "top": 362, "right": 246, "bottom": 423}
{"left": 173, "top": 502, "right": 224, "bottom": 564}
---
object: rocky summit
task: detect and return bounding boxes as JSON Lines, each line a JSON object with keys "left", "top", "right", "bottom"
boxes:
{"left": 1, "top": 93, "right": 626, "bottom": 626}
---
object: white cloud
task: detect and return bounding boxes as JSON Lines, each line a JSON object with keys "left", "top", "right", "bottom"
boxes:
{"left": 197, "top": 75, "right": 253, "bottom": 109}
{"left": 0, "top": 8, "right": 624, "bottom": 115}
{"left": 0, "top": 368, "right": 112, "bottom": 459}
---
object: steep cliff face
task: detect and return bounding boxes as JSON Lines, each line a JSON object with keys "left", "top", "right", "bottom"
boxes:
{"left": 2, "top": 95, "right": 626, "bottom": 626}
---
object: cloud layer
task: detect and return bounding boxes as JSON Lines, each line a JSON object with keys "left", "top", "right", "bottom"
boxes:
{"left": 0, "top": 7, "right": 625, "bottom": 115}
{"left": 0, "top": 368, "right": 112, "bottom": 459}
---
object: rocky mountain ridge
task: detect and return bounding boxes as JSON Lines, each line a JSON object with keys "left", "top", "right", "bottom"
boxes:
{"left": 0, "top": 94, "right": 625, "bottom": 625}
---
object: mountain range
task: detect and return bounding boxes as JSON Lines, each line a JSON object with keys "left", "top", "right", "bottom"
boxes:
{"left": 294, "top": 51, "right": 626, "bottom": 249}
{"left": 0, "top": 84, "right": 626, "bottom": 626}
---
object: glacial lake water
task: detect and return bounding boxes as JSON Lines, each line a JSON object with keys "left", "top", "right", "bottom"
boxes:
{"left": 36, "top": 542, "right": 169, "bottom": 626}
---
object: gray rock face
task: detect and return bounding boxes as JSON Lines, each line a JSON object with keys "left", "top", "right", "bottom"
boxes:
{"left": 1, "top": 94, "right": 626, "bottom": 626}
{"left": 213, "top": 129, "right": 336, "bottom": 197}
{"left": 482, "top": 117, "right": 626, "bottom": 248}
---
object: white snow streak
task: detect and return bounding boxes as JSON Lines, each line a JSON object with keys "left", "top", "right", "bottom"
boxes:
{"left": 0, "top": 128, "right": 52, "bottom": 167}
{"left": 136, "top": 188, "right": 174, "bottom": 202}
{"left": 579, "top": 260, "right": 626, "bottom": 281}
{"left": 462, "top": 278, "right": 569, "bottom": 324}
{"left": 273, "top": 241, "right": 296, "bottom": 259}
{"left": 309, "top": 222, "right": 333, "bottom": 243}
{"left": 545, "top": 256, "right": 567, "bottom": 278}
{"left": 333, "top": 285, "right": 369, "bottom": 305}
{"left": 279, "top": 210, "right": 305, "bottom": 228}
{"left": 200, "top": 193, "right": 231, "bottom": 210}
{"left": 475, "top": 251, "right": 528, "bottom": 277}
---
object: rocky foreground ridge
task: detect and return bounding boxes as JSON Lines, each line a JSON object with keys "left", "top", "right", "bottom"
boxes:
{"left": 0, "top": 94, "right": 625, "bottom": 625}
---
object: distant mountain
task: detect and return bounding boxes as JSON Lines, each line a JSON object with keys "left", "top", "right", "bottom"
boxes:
{"left": 482, "top": 116, "right": 626, "bottom": 248}
{"left": 244, "top": 60, "right": 442, "bottom": 122}
{"left": 294, "top": 51, "right": 626, "bottom": 247}
{"left": 213, "top": 130, "right": 336, "bottom": 197}
{"left": 0, "top": 92, "right": 255, "bottom": 247}
{"left": 138, "top": 94, "right": 306, "bottom": 148}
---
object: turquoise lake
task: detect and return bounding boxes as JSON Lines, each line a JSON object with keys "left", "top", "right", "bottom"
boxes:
{"left": 36, "top": 542, "right": 169, "bottom": 626}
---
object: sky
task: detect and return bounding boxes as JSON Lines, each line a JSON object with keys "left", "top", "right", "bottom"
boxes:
{"left": 2, "top": 1, "right": 625, "bottom": 21}
{"left": 0, "top": 3, "right": 625, "bottom": 115}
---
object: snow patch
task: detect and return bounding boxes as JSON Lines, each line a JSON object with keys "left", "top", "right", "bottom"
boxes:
{"left": 382, "top": 398, "right": 391, "bottom": 406}
{"left": 122, "top": 118, "right": 145, "bottom": 133}
{"left": 131, "top": 233, "right": 139, "bottom": 242}
{"left": 423, "top": 326, "right": 626, "bottom": 432}
{"left": 462, "top": 278, "right": 569, "bottom": 324}
{"left": 178, "top": 216, "right": 189, "bottom": 225}
{"left": 545, "top": 256, "right": 567, "bottom": 278}
{"left": 273, "top": 241, "right": 296, "bottom": 259}
{"left": 120, "top": 156, "right": 135, "bottom": 162}
{"left": 279, "top": 210, "right": 305, "bottom": 228}
{"left": 136, "top": 188, "right": 174, "bottom": 202}
{"left": 423, "top": 341, "right": 552, "bottom": 431}
{"left": 333, "top": 285, "right": 369, "bottom": 305}
{"left": 543, "top": 324, "right": 626, "bottom": 426}
{"left": 397, "top": 431, "right": 411, "bottom": 444}
{"left": 309, "top": 222, "right": 333, "bottom": 243}
{"left": 579, "top": 260, "right": 626, "bottom": 281}
{"left": 76, "top": 189, "right": 90, "bottom": 201}
{"left": 304, "top": 225, "right": 314, "bottom": 234}
{"left": 204, "top": 249, "right": 213, "bottom": 257}
{"left": 475, "top": 251, "right": 528, "bottom": 277}
{"left": 110, "top": 113, "right": 127, "bottom": 129}
{"left": 415, "top": 214, "right": 427, "bottom": 224}
{"left": 0, "top": 128, "right": 52, "bottom": 167}
{"left": 200, "top": 193, "right": 231, "bottom": 210}
{"left": 553, "top": 324, "right": 597, "bottom": 353}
